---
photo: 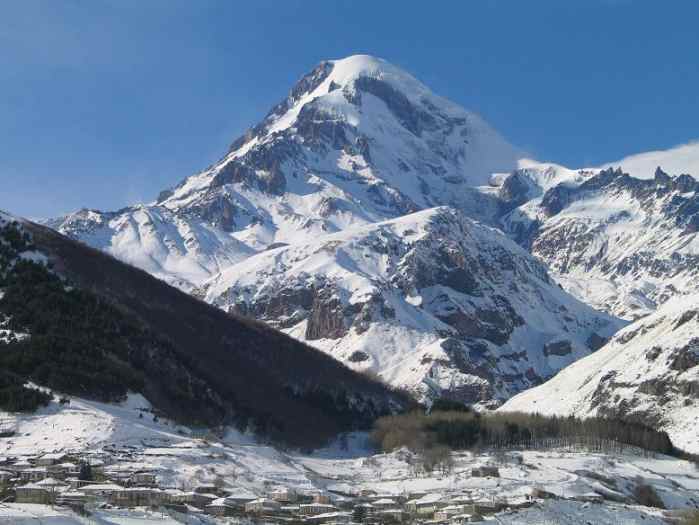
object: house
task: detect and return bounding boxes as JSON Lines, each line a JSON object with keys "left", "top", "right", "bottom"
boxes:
{"left": 15, "top": 483, "right": 52, "bottom": 504}
{"left": 18, "top": 467, "right": 48, "bottom": 482}
{"left": 406, "top": 494, "right": 445, "bottom": 515}
{"left": 354, "top": 502, "right": 375, "bottom": 516}
{"left": 0, "top": 470, "right": 13, "bottom": 485}
{"left": 376, "top": 509, "right": 406, "bottom": 522}
{"left": 373, "top": 498, "right": 398, "bottom": 510}
{"left": 194, "top": 484, "right": 223, "bottom": 495}
{"left": 407, "top": 490, "right": 427, "bottom": 500}
{"left": 223, "top": 489, "right": 257, "bottom": 509}
{"left": 174, "top": 491, "right": 218, "bottom": 508}
{"left": 15, "top": 478, "right": 67, "bottom": 504}
{"left": 67, "top": 479, "right": 98, "bottom": 490}
{"left": 299, "top": 503, "right": 338, "bottom": 516}
{"left": 129, "top": 471, "right": 157, "bottom": 487}
{"left": 435, "top": 505, "right": 467, "bottom": 521}
{"left": 465, "top": 500, "right": 503, "bottom": 516}
{"left": 56, "top": 491, "right": 88, "bottom": 506}
{"left": 206, "top": 497, "right": 237, "bottom": 517}
{"left": 306, "top": 511, "right": 352, "bottom": 524}
{"left": 449, "top": 494, "right": 474, "bottom": 505}
{"left": 470, "top": 466, "right": 499, "bottom": 478}
{"left": 311, "top": 491, "right": 333, "bottom": 504}
{"left": 47, "top": 462, "right": 78, "bottom": 480}
{"left": 271, "top": 486, "right": 298, "bottom": 503}
{"left": 110, "top": 487, "right": 164, "bottom": 507}
{"left": 36, "top": 453, "right": 67, "bottom": 466}
{"left": 245, "top": 498, "right": 282, "bottom": 514}
{"left": 80, "top": 482, "right": 124, "bottom": 498}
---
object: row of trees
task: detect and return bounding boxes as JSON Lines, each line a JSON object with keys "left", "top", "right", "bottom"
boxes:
{"left": 371, "top": 408, "right": 682, "bottom": 459}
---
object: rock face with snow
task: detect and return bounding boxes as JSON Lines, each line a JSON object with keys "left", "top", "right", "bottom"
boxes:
{"left": 50, "top": 55, "right": 521, "bottom": 290}
{"left": 500, "top": 294, "right": 699, "bottom": 453}
{"left": 203, "top": 207, "right": 620, "bottom": 405}
{"left": 501, "top": 163, "right": 699, "bottom": 319}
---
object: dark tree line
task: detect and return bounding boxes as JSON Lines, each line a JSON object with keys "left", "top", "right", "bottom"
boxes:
{"left": 372, "top": 408, "right": 691, "bottom": 460}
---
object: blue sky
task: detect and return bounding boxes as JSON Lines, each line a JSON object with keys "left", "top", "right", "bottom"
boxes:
{"left": 2, "top": 0, "right": 698, "bottom": 218}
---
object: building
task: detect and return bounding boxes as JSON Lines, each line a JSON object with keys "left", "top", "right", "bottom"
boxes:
{"left": 300, "top": 503, "right": 338, "bottom": 516}
{"left": 110, "top": 487, "right": 164, "bottom": 507}
{"left": 56, "top": 491, "right": 88, "bottom": 507}
{"left": 306, "top": 511, "right": 352, "bottom": 524}
{"left": 206, "top": 498, "right": 237, "bottom": 516}
{"left": 406, "top": 494, "right": 445, "bottom": 516}
{"left": 271, "top": 486, "right": 298, "bottom": 503}
{"left": 245, "top": 498, "right": 282, "bottom": 514}
{"left": 465, "top": 501, "right": 503, "bottom": 516}
{"left": 15, "top": 483, "right": 52, "bottom": 504}
{"left": 470, "top": 466, "right": 499, "bottom": 478}
{"left": 373, "top": 498, "right": 398, "bottom": 510}
{"left": 311, "top": 491, "right": 333, "bottom": 504}
{"left": 129, "top": 472, "right": 157, "bottom": 487}
{"left": 15, "top": 478, "right": 66, "bottom": 504}
{"left": 18, "top": 467, "right": 48, "bottom": 482}
{"left": 376, "top": 509, "right": 406, "bottom": 522}
{"left": 449, "top": 495, "right": 474, "bottom": 506}
{"left": 47, "top": 462, "right": 78, "bottom": 480}
{"left": 0, "top": 470, "right": 13, "bottom": 485}
{"left": 36, "top": 453, "right": 67, "bottom": 466}
{"left": 80, "top": 482, "right": 124, "bottom": 498}
{"left": 224, "top": 490, "right": 257, "bottom": 509}
{"left": 435, "top": 505, "right": 467, "bottom": 521}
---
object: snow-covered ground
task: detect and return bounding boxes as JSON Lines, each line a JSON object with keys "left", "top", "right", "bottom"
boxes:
{"left": 1, "top": 393, "right": 698, "bottom": 523}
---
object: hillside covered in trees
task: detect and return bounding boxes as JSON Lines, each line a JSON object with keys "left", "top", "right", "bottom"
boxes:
{"left": 0, "top": 214, "right": 412, "bottom": 447}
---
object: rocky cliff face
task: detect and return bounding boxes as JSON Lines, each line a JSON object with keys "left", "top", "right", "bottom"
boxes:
{"left": 500, "top": 293, "right": 699, "bottom": 453}
{"left": 500, "top": 165, "right": 699, "bottom": 319}
{"left": 202, "top": 207, "right": 620, "bottom": 406}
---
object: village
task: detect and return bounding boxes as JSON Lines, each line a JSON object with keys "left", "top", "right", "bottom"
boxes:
{"left": 0, "top": 398, "right": 695, "bottom": 525}
{"left": 0, "top": 446, "right": 571, "bottom": 524}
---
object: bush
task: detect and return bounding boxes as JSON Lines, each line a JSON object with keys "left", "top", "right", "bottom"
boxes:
{"left": 633, "top": 482, "right": 665, "bottom": 509}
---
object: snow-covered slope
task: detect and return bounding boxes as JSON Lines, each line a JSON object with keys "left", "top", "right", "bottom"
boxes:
{"left": 51, "top": 55, "right": 521, "bottom": 290}
{"left": 501, "top": 165, "right": 699, "bottom": 319}
{"left": 203, "top": 206, "right": 620, "bottom": 405}
{"left": 500, "top": 293, "right": 699, "bottom": 453}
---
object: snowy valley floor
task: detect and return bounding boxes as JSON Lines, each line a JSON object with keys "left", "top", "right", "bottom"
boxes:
{"left": 1, "top": 395, "right": 698, "bottom": 524}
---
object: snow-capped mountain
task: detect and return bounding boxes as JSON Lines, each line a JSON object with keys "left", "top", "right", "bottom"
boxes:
{"left": 500, "top": 293, "right": 699, "bottom": 453}
{"left": 202, "top": 206, "right": 620, "bottom": 405}
{"left": 47, "top": 53, "right": 699, "bottom": 408}
{"left": 50, "top": 55, "right": 521, "bottom": 290}
{"left": 500, "top": 162, "right": 699, "bottom": 319}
